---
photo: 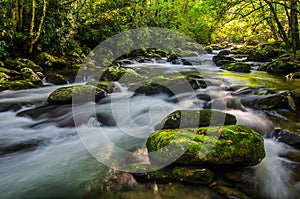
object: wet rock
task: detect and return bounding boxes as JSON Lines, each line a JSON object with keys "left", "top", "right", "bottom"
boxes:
{"left": 255, "top": 92, "right": 289, "bottom": 110}
{"left": 130, "top": 164, "right": 214, "bottom": 185}
{"left": 102, "top": 169, "right": 143, "bottom": 192}
{"left": 217, "top": 50, "right": 231, "bottom": 56}
{"left": 130, "top": 164, "right": 174, "bottom": 183}
{"left": 47, "top": 85, "right": 106, "bottom": 104}
{"left": 221, "top": 62, "right": 251, "bottom": 73}
{"left": 272, "top": 128, "right": 300, "bottom": 149}
{"left": 34, "top": 52, "right": 70, "bottom": 68}
{"left": 45, "top": 74, "right": 68, "bottom": 85}
{"left": 204, "top": 46, "right": 213, "bottom": 54}
{"left": 155, "top": 110, "right": 237, "bottom": 130}
{"left": 100, "top": 66, "right": 143, "bottom": 82}
{"left": 246, "top": 52, "right": 270, "bottom": 62}
{"left": 129, "top": 75, "right": 207, "bottom": 96}
{"left": 172, "top": 167, "right": 214, "bottom": 184}
{"left": 213, "top": 185, "right": 250, "bottom": 199}
{"left": 213, "top": 55, "right": 235, "bottom": 66}
{"left": 147, "top": 125, "right": 265, "bottom": 168}
{"left": 0, "top": 139, "right": 44, "bottom": 156}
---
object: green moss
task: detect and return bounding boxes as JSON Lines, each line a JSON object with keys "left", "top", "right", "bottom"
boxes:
{"left": 86, "top": 80, "right": 115, "bottom": 93}
{"left": 155, "top": 110, "right": 237, "bottom": 130}
{"left": 0, "top": 80, "right": 42, "bottom": 92}
{"left": 172, "top": 166, "right": 214, "bottom": 184}
{"left": 4, "top": 57, "right": 42, "bottom": 72}
{"left": 21, "top": 67, "right": 41, "bottom": 81}
{"left": 47, "top": 85, "right": 106, "bottom": 104}
{"left": 222, "top": 62, "right": 251, "bottom": 73}
{"left": 147, "top": 125, "right": 265, "bottom": 168}
{"left": 100, "top": 66, "right": 142, "bottom": 82}
{"left": 255, "top": 92, "right": 289, "bottom": 109}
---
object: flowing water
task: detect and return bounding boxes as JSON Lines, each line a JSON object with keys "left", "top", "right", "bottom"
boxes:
{"left": 0, "top": 54, "right": 299, "bottom": 199}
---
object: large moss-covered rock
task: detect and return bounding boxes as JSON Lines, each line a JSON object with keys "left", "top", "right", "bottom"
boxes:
{"left": 100, "top": 66, "right": 143, "bottom": 82}
{"left": 86, "top": 80, "right": 115, "bottom": 93}
{"left": 0, "top": 80, "right": 42, "bottom": 91}
{"left": 155, "top": 110, "right": 237, "bottom": 130}
{"left": 21, "top": 67, "right": 41, "bottom": 81}
{"left": 4, "top": 57, "right": 43, "bottom": 72}
{"left": 129, "top": 75, "right": 207, "bottom": 96}
{"left": 147, "top": 125, "right": 265, "bottom": 167}
{"left": 255, "top": 92, "right": 290, "bottom": 110}
{"left": 0, "top": 72, "right": 9, "bottom": 82}
{"left": 34, "top": 52, "right": 70, "bottom": 68}
{"left": 47, "top": 85, "right": 106, "bottom": 104}
{"left": 222, "top": 62, "right": 251, "bottom": 73}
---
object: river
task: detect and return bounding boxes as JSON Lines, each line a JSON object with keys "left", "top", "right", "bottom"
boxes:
{"left": 0, "top": 53, "right": 299, "bottom": 199}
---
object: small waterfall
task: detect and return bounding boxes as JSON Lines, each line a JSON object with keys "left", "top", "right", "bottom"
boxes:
{"left": 244, "top": 139, "right": 299, "bottom": 199}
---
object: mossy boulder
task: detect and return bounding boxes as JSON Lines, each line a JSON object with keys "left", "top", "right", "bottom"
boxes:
{"left": 0, "top": 80, "right": 43, "bottom": 92}
{"left": 100, "top": 66, "right": 143, "bottom": 82}
{"left": 246, "top": 52, "right": 270, "bottom": 62}
{"left": 213, "top": 55, "right": 235, "bottom": 66}
{"left": 45, "top": 74, "right": 68, "bottom": 85}
{"left": 217, "top": 50, "right": 231, "bottom": 56}
{"left": 222, "top": 62, "right": 251, "bottom": 73}
{"left": 47, "top": 85, "right": 106, "bottom": 104}
{"left": 261, "top": 53, "right": 300, "bottom": 74}
{"left": 255, "top": 92, "right": 290, "bottom": 110}
{"left": 4, "top": 57, "right": 43, "bottom": 72}
{"left": 147, "top": 125, "right": 265, "bottom": 168}
{"left": 204, "top": 46, "right": 213, "bottom": 54}
{"left": 86, "top": 80, "right": 115, "bottom": 93}
{"left": 155, "top": 110, "right": 237, "bottom": 130}
{"left": 129, "top": 75, "right": 207, "bottom": 96}
{"left": 20, "top": 67, "right": 41, "bottom": 81}
{"left": 0, "top": 72, "right": 10, "bottom": 82}
{"left": 34, "top": 52, "right": 70, "bottom": 68}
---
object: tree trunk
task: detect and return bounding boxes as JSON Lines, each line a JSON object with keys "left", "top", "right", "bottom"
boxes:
{"left": 290, "top": 0, "right": 300, "bottom": 51}
{"left": 264, "top": 0, "right": 290, "bottom": 48}
{"left": 29, "top": 0, "right": 47, "bottom": 54}
{"left": 11, "top": 0, "right": 19, "bottom": 32}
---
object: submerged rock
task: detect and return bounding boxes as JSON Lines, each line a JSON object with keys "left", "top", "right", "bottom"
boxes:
{"left": 130, "top": 164, "right": 214, "bottom": 185}
{"left": 147, "top": 125, "right": 265, "bottom": 168}
{"left": 172, "top": 166, "right": 214, "bottom": 184}
{"left": 47, "top": 85, "right": 106, "bottom": 104}
{"left": 155, "top": 110, "right": 237, "bottom": 130}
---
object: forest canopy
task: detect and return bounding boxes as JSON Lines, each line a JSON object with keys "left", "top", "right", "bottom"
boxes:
{"left": 1, "top": 0, "right": 300, "bottom": 57}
